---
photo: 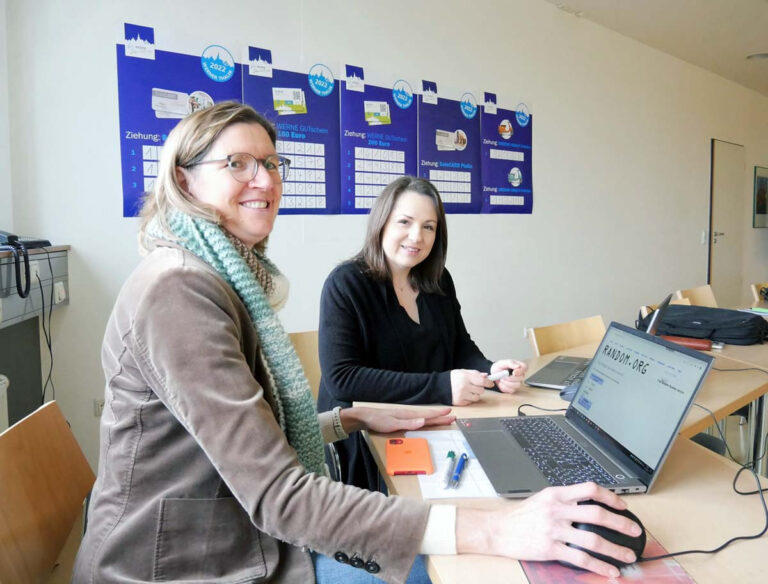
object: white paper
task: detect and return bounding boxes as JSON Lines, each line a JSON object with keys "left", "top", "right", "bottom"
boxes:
{"left": 272, "top": 87, "right": 307, "bottom": 115}
{"left": 405, "top": 430, "right": 498, "bottom": 499}
{"left": 151, "top": 88, "right": 189, "bottom": 116}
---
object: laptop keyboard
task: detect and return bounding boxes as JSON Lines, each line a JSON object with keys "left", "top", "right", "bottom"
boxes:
{"left": 502, "top": 417, "right": 618, "bottom": 487}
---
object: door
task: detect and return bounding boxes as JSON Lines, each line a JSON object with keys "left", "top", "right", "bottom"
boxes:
{"left": 709, "top": 139, "right": 745, "bottom": 307}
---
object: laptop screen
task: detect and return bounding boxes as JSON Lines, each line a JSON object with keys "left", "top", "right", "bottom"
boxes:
{"left": 568, "top": 323, "right": 712, "bottom": 476}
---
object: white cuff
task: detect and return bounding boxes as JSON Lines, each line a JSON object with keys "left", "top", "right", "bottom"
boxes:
{"left": 317, "top": 412, "right": 337, "bottom": 444}
{"left": 419, "top": 505, "right": 457, "bottom": 555}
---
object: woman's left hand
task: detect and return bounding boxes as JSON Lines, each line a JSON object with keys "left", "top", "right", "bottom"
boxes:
{"left": 341, "top": 406, "right": 455, "bottom": 434}
{"left": 491, "top": 359, "right": 527, "bottom": 394}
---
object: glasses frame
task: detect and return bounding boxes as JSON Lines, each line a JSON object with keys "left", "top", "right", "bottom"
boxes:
{"left": 187, "top": 153, "right": 291, "bottom": 183}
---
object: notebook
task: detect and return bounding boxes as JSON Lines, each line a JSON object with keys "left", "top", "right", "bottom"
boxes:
{"left": 525, "top": 295, "right": 673, "bottom": 390}
{"left": 458, "top": 321, "right": 712, "bottom": 497}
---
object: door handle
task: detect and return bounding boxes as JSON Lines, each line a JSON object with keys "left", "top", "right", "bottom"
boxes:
{"left": 713, "top": 232, "right": 725, "bottom": 236}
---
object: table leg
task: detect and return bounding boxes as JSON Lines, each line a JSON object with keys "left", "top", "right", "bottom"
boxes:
{"left": 750, "top": 395, "right": 767, "bottom": 475}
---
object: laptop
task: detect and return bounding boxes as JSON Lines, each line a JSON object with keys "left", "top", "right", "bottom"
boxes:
{"left": 458, "top": 321, "right": 712, "bottom": 497}
{"left": 524, "top": 355, "right": 591, "bottom": 390}
{"left": 525, "top": 295, "right": 673, "bottom": 390}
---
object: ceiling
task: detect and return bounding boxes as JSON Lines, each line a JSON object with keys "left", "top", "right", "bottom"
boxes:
{"left": 543, "top": 0, "right": 768, "bottom": 98}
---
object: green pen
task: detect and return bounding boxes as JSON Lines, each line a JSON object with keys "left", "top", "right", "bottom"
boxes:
{"left": 443, "top": 450, "right": 457, "bottom": 488}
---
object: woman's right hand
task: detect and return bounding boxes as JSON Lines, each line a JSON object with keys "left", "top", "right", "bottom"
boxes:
{"left": 450, "top": 369, "right": 494, "bottom": 406}
{"left": 456, "top": 482, "right": 643, "bottom": 578}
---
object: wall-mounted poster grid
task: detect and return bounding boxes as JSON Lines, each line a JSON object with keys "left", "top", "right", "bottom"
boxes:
{"left": 243, "top": 47, "right": 341, "bottom": 214}
{"left": 418, "top": 82, "right": 482, "bottom": 213}
{"left": 116, "top": 23, "right": 242, "bottom": 217}
{"left": 480, "top": 93, "right": 533, "bottom": 213}
{"left": 117, "top": 26, "right": 535, "bottom": 217}
{"left": 340, "top": 66, "right": 417, "bottom": 213}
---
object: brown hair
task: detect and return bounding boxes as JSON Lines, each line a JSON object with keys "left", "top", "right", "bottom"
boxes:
{"left": 355, "top": 176, "right": 447, "bottom": 294}
{"left": 137, "top": 101, "right": 277, "bottom": 253}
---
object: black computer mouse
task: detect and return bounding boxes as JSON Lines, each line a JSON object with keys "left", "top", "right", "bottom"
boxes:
{"left": 567, "top": 500, "right": 646, "bottom": 569}
{"left": 559, "top": 383, "right": 579, "bottom": 402}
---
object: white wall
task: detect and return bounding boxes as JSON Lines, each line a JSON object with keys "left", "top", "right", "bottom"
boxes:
{"left": 5, "top": 0, "right": 768, "bottom": 467}
{"left": 0, "top": 0, "right": 13, "bottom": 227}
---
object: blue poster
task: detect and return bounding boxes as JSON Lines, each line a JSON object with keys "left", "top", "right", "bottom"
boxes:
{"left": 116, "top": 24, "right": 242, "bottom": 217}
{"left": 417, "top": 82, "right": 482, "bottom": 214}
{"left": 242, "top": 48, "right": 341, "bottom": 215}
{"left": 339, "top": 66, "right": 417, "bottom": 213}
{"left": 480, "top": 93, "right": 533, "bottom": 213}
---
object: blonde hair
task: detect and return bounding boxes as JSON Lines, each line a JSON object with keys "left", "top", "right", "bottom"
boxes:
{"left": 138, "top": 101, "right": 277, "bottom": 253}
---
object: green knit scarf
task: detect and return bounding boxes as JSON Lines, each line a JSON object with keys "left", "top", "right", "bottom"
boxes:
{"left": 152, "top": 210, "right": 326, "bottom": 476}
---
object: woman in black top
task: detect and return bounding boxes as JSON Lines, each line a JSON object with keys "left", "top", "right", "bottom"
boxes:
{"left": 317, "top": 176, "right": 527, "bottom": 490}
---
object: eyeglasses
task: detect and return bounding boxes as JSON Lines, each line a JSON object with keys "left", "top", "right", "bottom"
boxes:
{"left": 188, "top": 153, "right": 291, "bottom": 183}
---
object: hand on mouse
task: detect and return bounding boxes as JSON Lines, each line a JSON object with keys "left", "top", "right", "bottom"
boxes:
{"left": 455, "top": 482, "right": 643, "bottom": 578}
{"left": 569, "top": 499, "right": 646, "bottom": 569}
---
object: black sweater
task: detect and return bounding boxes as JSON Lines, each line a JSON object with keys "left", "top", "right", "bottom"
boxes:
{"left": 317, "top": 260, "right": 492, "bottom": 489}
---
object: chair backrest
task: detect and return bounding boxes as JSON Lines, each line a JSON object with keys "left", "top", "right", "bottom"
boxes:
{"left": 676, "top": 285, "right": 718, "bottom": 308}
{"left": 527, "top": 315, "right": 606, "bottom": 357}
{"left": 0, "top": 401, "right": 95, "bottom": 583}
{"left": 639, "top": 297, "right": 691, "bottom": 318}
{"left": 289, "top": 330, "right": 321, "bottom": 399}
{"left": 287, "top": 331, "right": 342, "bottom": 480}
{"left": 749, "top": 281, "right": 768, "bottom": 303}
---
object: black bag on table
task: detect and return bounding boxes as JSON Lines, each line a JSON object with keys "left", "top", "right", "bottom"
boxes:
{"left": 636, "top": 304, "right": 768, "bottom": 345}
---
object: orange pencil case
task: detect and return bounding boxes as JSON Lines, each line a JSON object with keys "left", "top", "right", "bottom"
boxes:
{"left": 660, "top": 335, "right": 713, "bottom": 351}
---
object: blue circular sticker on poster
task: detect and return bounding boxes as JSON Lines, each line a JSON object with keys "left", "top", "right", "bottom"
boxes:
{"left": 460, "top": 92, "right": 478, "bottom": 119}
{"left": 201, "top": 45, "right": 235, "bottom": 82}
{"left": 308, "top": 64, "right": 335, "bottom": 97}
{"left": 392, "top": 80, "right": 414, "bottom": 109}
{"left": 516, "top": 102, "right": 531, "bottom": 127}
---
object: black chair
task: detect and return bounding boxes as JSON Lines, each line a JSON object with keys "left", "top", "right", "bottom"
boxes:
{"left": 691, "top": 432, "right": 727, "bottom": 456}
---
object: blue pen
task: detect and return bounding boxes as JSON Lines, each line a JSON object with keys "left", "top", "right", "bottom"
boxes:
{"left": 450, "top": 453, "right": 469, "bottom": 488}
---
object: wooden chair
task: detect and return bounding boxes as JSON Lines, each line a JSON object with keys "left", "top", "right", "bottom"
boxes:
{"left": 0, "top": 401, "right": 95, "bottom": 583}
{"left": 749, "top": 281, "right": 768, "bottom": 304}
{"left": 675, "top": 285, "right": 718, "bottom": 308}
{"left": 527, "top": 315, "right": 606, "bottom": 357}
{"left": 289, "top": 330, "right": 321, "bottom": 399}
{"left": 289, "top": 331, "right": 341, "bottom": 480}
{"left": 639, "top": 297, "right": 691, "bottom": 318}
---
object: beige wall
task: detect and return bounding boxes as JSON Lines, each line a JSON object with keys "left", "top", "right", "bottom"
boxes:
{"left": 4, "top": 0, "right": 768, "bottom": 467}
{"left": 0, "top": 0, "right": 12, "bottom": 227}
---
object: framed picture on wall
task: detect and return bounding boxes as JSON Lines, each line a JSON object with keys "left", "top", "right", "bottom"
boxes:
{"left": 754, "top": 166, "right": 768, "bottom": 228}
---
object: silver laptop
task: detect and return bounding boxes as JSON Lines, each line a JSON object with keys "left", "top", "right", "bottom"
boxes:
{"left": 525, "top": 295, "right": 673, "bottom": 390}
{"left": 458, "top": 321, "right": 712, "bottom": 497}
{"left": 525, "top": 355, "right": 590, "bottom": 390}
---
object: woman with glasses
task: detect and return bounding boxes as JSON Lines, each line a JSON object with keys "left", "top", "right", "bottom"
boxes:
{"left": 316, "top": 176, "right": 527, "bottom": 491}
{"left": 74, "top": 101, "right": 641, "bottom": 583}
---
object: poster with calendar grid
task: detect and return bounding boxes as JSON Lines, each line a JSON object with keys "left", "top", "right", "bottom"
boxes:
{"left": 242, "top": 47, "right": 341, "bottom": 214}
{"left": 417, "top": 82, "right": 482, "bottom": 214}
{"left": 116, "top": 24, "right": 242, "bottom": 217}
{"left": 480, "top": 93, "right": 533, "bottom": 214}
{"left": 339, "top": 66, "right": 417, "bottom": 213}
